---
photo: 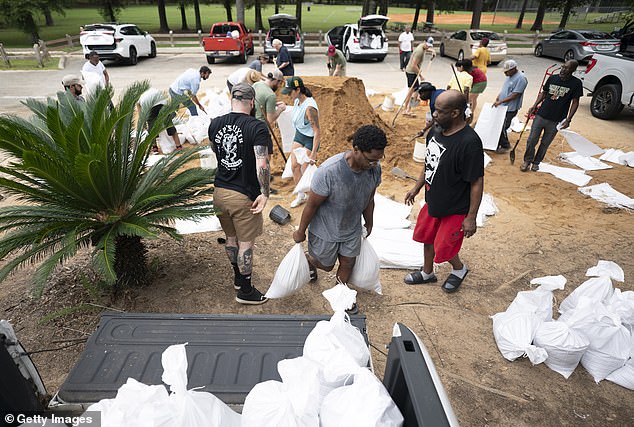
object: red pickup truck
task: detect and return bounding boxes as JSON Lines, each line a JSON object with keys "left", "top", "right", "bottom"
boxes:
{"left": 202, "top": 22, "right": 254, "bottom": 64}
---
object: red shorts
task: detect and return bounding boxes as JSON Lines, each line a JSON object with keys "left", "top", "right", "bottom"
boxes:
{"left": 412, "top": 204, "right": 466, "bottom": 263}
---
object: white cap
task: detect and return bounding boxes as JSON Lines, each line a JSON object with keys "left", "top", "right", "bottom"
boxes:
{"left": 503, "top": 59, "right": 518, "bottom": 71}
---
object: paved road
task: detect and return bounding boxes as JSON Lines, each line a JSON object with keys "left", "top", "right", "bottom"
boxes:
{"left": 1, "top": 51, "right": 632, "bottom": 131}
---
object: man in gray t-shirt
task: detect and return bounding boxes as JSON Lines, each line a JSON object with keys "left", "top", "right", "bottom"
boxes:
{"left": 293, "top": 125, "right": 387, "bottom": 312}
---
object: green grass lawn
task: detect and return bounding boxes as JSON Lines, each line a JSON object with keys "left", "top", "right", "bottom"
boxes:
{"left": 0, "top": 57, "right": 59, "bottom": 70}
{"left": 0, "top": 5, "right": 628, "bottom": 47}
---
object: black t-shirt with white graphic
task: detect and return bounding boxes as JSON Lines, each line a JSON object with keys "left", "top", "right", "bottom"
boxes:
{"left": 209, "top": 112, "right": 271, "bottom": 201}
{"left": 537, "top": 74, "right": 583, "bottom": 122}
{"left": 424, "top": 125, "right": 484, "bottom": 218}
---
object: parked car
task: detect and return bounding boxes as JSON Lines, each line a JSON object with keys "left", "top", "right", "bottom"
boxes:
{"left": 264, "top": 14, "right": 305, "bottom": 63}
{"left": 202, "top": 22, "right": 254, "bottom": 64}
{"left": 439, "top": 30, "right": 507, "bottom": 64}
{"left": 325, "top": 15, "right": 390, "bottom": 62}
{"left": 583, "top": 51, "right": 634, "bottom": 119}
{"left": 80, "top": 23, "right": 156, "bottom": 65}
{"left": 610, "top": 19, "right": 634, "bottom": 53}
{"left": 534, "top": 29, "right": 620, "bottom": 62}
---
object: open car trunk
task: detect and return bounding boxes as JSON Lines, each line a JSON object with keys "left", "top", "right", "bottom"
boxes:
{"left": 79, "top": 25, "right": 116, "bottom": 50}
{"left": 270, "top": 28, "right": 298, "bottom": 45}
{"left": 359, "top": 28, "right": 385, "bottom": 49}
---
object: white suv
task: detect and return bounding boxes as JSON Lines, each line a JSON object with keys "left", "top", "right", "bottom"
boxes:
{"left": 80, "top": 23, "right": 157, "bottom": 65}
{"left": 325, "top": 15, "right": 390, "bottom": 62}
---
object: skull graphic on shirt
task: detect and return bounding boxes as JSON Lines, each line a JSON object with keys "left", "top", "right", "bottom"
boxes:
{"left": 425, "top": 136, "right": 446, "bottom": 186}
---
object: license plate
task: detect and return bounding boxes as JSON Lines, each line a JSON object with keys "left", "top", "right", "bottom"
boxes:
{"left": 596, "top": 45, "right": 610, "bottom": 50}
{"left": 231, "top": 50, "right": 240, "bottom": 55}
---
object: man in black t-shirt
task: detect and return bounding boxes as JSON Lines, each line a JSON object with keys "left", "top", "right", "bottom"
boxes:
{"left": 209, "top": 83, "right": 272, "bottom": 305}
{"left": 521, "top": 60, "right": 583, "bottom": 172}
{"left": 403, "top": 90, "right": 484, "bottom": 293}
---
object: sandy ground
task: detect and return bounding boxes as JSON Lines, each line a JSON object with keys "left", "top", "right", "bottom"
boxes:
{"left": 388, "top": 12, "right": 559, "bottom": 26}
{"left": 1, "top": 68, "right": 633, "bottom": 426}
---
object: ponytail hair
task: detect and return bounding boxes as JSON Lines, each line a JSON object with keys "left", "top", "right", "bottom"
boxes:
{"left": 299, "top": 86, "right": 313, "bottom": 98}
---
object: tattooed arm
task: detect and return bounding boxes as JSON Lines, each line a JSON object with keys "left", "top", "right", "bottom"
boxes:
{"left": 251, "top": 144, "right": 270, "bottom": 214}
{"left": 307, "top": 106, "right": 320, "bottom": 162}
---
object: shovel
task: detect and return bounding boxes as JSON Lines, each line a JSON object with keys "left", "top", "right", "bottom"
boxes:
{"left": 391, "top": 166, "right": 418, "bottom": 182}
{"left": 509, "top": 118, "right": 531, "bottom": 165}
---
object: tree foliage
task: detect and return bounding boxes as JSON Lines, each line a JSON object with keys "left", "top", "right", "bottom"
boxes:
{"left": 0, "top": 83, "right": 216, "bottom": 295}
{"left": 0, "top": 0, "right": 44, "bottom": 44}
{"left": 98, "top": 0, "right": 125, "bottom": 22}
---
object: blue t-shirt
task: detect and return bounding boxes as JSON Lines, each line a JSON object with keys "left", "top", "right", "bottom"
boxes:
{"left": 499, "top": 71, "right": 528, "bottom": 113}
{"left": 309, "top": 152, "right": 382, "bottom": 242}
{"left": 276, "top": 46, "right": 294, "bottom": 76}
{"left": 248, "top": 59, "right": 262, "bottom": 72}
{"left": 429, "top": 89, "right": 445, "bottom": 113}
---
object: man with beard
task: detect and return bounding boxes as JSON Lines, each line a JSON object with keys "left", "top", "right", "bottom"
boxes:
{"left": 61, "top": 74, "right": 85, "bottom": 101}
{"left": 254, "top": 68, "right": 286, "bottom": 127}
{"left": 403, "top": 90, "right": 484, "bottom": 293}
{"left": 520, "top": 60, "right": 582, "bottom": 172}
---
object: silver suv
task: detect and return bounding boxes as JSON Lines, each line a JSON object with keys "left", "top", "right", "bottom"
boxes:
{"left": 264, "top": 14, "right": 305, "bottom": 63}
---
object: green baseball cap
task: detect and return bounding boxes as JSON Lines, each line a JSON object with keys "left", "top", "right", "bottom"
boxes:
{"left": 281, "top": 76, "right": 304, "bottom": 95}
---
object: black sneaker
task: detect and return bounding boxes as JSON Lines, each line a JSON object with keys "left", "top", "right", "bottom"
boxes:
{"left": 236, "top": 287, "right": 268, "bottom": 305}
{"left": 309, "top": 264, "right": 318, "bottom": 282}
{"left": 345, "top": 303, "right": 359, "bottom": 315}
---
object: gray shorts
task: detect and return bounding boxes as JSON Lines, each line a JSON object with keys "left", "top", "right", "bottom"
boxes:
{"left": 308, "top": 231, "right": 362, "bottom": 268}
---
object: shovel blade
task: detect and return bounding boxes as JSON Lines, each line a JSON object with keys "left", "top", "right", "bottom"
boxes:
{"left": 509, "top": 149, "right": 516, "bottom": 164}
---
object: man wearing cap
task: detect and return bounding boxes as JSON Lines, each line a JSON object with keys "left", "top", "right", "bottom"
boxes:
{"left": 416, "top": 82, "right": 445, "bottom": 137}
{"left": 493, "top": 59, "right": 528, "bottom": 153}
{"left": 254, "top": 69, "right": 286, "bottom": 126}
{"left": 272, "top": 39, "right": 294, "bottom": 77}
{"left": 208, "top": 83, "right": 272, "bottom": 305}
{"left": 169, "top": 66, "right": 211, "bottom": 117}
{"left": 403, "top": 41, "right": 433, "bottom": 117}
{"left": 521, "top": 60, "right": 582, "bottom": 172}
{"left": 61, "top": 75, "right": 85, "bottom": 102}
{"left": 471, "top": 38, "right": 491, "bottom": 74}
{"left": 326, "top": 45, "right": 347, "bottom": 77}
{"left": 81, "top": 51, "right": 110, "bottom": 88}
{"left": 398, "top": 27, "right": 414, "bottom": 71}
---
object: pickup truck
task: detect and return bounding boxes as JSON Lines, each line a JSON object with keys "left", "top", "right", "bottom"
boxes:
{"left": 202, "top": 22, "right": 254, "bottom": 64}
{"left": 583, "top": 51, "right": 634, "bottom": 119}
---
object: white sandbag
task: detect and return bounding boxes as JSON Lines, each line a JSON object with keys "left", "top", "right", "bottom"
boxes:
{"left": 320, "top": 367, "right": 404, "bottom": 427}
{"left": 198, "top": 91, "right": 231, "bottom": 119}
{"left": 175, "top": 123, "right": 197, "bottom": 145}
{"left": 578, "top": 183, "right": 634, "bottom": 211}
{"left": 277, "top": 107, "right": 295, "bottom": 153}
{"left": 606, "top": 346, "right": 634, "bottom": 390}
{"left": 322, "top": 282, "right": 357, "bottom": 313}
{"left": 557, "top": 128, "right": 604, "bottom": 157}
{"left": 476, "top": 193, "right": 498, "bottom": 227}
{"left": 145, "top": 154, "right": 166, "bottom": 168}
{"left": 506, "top": 288, "right": 556, "bottom": 322}
{"left": 562, "top": 299, "right": 631, "bottom": 382}
{"left": 607, "top": 289, "right": 634, "bottom": 327}
{"left": 474, "top": 103, "right": 508, "bottom": 151}
{"left": 373, "top": 193, "right": 412, "bottom": 230}
{"left": 529, "top": 275, "right": 567, "bottom": 291}
{"left": 367, "top": 227, "right": 424, "bottom": 269}
{"left": 537, "top": 163, "right": 592, "bottom": 186}
{"left": 293, "top": 147, "right": 311, "bottom": 164}
{"left": 282, "top": 155, "right": 294, "bottom": 179}
{"left": 187, "top": 114, "right": 211, "bottom": 144}
{"left": 600, "top": 148, "right": 628, "bottom": 165}
{"left": 586, "top": 260, "right": 625, "bottom": 282}
{"left": 294, "top": 164, "right": 317, "bottom": 194}
{"left": 265, "top": 243, "right": 311, "bottom": 299}
{"left": 241, "top": 380, "right": 318, "bottom": 427}
{"left": 157, "top": 130, "right": 176, "bottom": 154}
{"left": 491, "top": 311, "right": 547, "bottom": 364}
{"left": 174, "top": 216, "right": 222, "bottom": 235}
{"left": 533, "top": 321, "right": 590, "bottom": 379}
{"left": 559, "top": 276, "right": 614, "bottom": 314}
{"left": 559, "top": 152, "right": 612, "bottom": 171}
{"left": 278, "top": 356, "right": 331, "bottom": 411}
{"left": 349, "top": 237, "right": 382, "bottom": 294}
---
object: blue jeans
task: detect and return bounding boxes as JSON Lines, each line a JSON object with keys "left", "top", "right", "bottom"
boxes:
{"left": 523, "top": 114, "right": 559, "bottom": 165}
{"left": 169, "top": 88, "right": 198, "bottom": 117}
{"left": 399, "top": 51, "right": 412, "bottom": 70}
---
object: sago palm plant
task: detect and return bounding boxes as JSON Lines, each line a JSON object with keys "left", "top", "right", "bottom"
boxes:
{"left": 0, "top": 82, "right": 215, "bottom": 296}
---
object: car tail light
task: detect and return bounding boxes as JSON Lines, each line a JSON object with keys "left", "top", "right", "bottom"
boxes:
{"left": 296, "top": 32, "right": 300, "bottom": 41}
{"left": 580, "top": 41, "right": 598, "bottom": 47}
{"left": 353, "top": 38, "right": 359, "bottom": 44}
{"left": 585, "top": 58, "right": 597, "bottom": 74}
{"left": 80, "top": 31, "right": 87, "bottom": 35}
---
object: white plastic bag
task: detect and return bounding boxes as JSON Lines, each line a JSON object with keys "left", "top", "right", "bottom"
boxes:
{"left": 607, "top": 289, "right": 634, "bottom": 327}
{"left": 175, "top": 123, "right": 197, "bottom": 145}
{"left": 506, "top": 288, "right": 555, "bottom": 322}
{"left": 349, "top": 237, "right": 382, "bottom": 294}
{"left": 241, "top": 380, "right": 318, "bottom": 427}
{"left": 606, "top": 343, "right": 634, "bottom": 390}
{"left": 319, "top": 367, "right": 404, "bottom": 427}
{"left": 157, "top": 130, "right": 176, "bottom": 154}
{"left": 491, "top": 311, "right": 547, "bottom": 364}
{"left": 558, "top": 276, "right": 614, "bottom": 314}
{"left": 282, "top": 155, "right": 294, "bottom": 179}
{"left": 586, "top": 260, "right": 625, "bottom": 282}
{"left": 533, "top": 321, "right": 590, "bottom": 379}
{"left": 294, "top": 164, "right": 317, "bottom": 194}
{"left": 265, "top": 243, "right": 311, "bottom": 299}
{"left": 187, "top": 114, "right": 211, "bottom": 144}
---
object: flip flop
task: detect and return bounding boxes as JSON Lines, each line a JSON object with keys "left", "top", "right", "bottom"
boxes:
{"left": 441, "top": 270, "right": 469, "bottom": 293}
{"left": 404, "top": 271, "right": 437, "bottom": 285}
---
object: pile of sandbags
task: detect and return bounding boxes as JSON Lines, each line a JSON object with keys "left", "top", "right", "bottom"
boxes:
{"left": 491, "top": 261, "right": 633, "bottom": 389}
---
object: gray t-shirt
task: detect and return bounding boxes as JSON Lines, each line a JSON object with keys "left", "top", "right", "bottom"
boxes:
{"left": 309, "top": 152, "right": 382, "bottom": 242}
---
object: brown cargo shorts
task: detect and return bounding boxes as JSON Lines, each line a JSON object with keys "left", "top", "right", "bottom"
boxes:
{"left": 214, "top": 187, "right": 263, "bottom": 242}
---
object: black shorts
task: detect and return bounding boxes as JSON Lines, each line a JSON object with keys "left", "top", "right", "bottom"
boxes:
{"left": 406, "top": 72, "right": 420, "bottom": 90}
{"left": 148, "top": 104, "right": 177, "bottom": 136}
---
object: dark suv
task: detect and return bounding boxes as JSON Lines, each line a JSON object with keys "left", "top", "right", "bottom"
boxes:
{"left": 264, "top": 14, "right": 305, "bottom": 63}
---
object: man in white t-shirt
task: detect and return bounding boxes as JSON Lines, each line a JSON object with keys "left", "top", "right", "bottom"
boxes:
{"left": 81, "top": 51, "right": 110, "bottom": 88}
{"left": 398, "top": 27, "right": 415, "bottom": 71}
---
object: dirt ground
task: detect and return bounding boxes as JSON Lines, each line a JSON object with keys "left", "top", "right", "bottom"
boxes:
{"left": 388, "top": 12, "right": 558, "bottom": 26}
{"left": 1, "top": 77, "right": 633, "bottom": 426}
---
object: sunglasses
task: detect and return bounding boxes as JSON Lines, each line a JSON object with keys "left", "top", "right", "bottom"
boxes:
{"left": 360, "top": 151, "right": 384, "bottom": 166}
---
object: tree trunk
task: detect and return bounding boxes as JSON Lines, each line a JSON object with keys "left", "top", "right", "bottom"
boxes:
{"left": 255, "top": 0, "right": 264, "bottom": 31}
{"left": 295, "top": 0, "right": 302, "bottom": 29}
{"left": 470, "top": 0, "right": 483, "bottom": 30}
{"left": 412, "top": 0, "right": 423, "bottom": 31}
{"left": 425, "top": 0, "right": 435, "bottom": 24}
{"left": 43, "top": 7, "right": 54, "bottom": 26}
{"left": 179, "top": 3, "right": 189, "bottom": 30}
{"left": 158, "top": 0, "right": 170, "bottom": 32}
{"left": 105, "top": 2, "right": 116, "bottom": 22}
{"left": 531, "top": 1, "right": 547, "bottom": 32}
{"left": 558, "top": 0, "right": 574, "bottom": 29}
{"left": 194, "top": 0, "right": 203, "bottom": 32}
{"left": 224, "top": 0, "right": 233, "bottom": 21}
{"left": 236, "top": 0, "right": 245, "bottom": 23}
{"left": 515, "top": 0, "right": 529, "bottom": 29}
{"left": 362, "top": 0, "right": 370, "bottom": 16}
{"left": 368, "top": 0, "right": 378, "bottom": 15}
{"left": 114, "top": 235, "right": 149, "bottom": 288}
{"left": 378, "top": 0, "right": 388, "bottom": 16}
{"left": 275, "top": 0, "right": 280, "bottom": 14}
